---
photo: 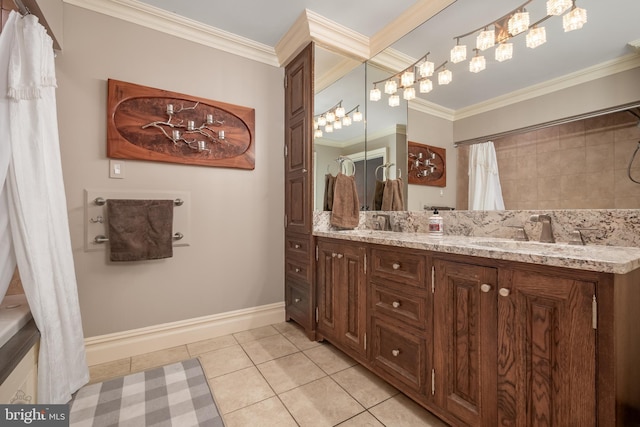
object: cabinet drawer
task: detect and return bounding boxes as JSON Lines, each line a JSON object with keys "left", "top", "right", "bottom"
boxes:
{"left": 285, "top": 234, "right": 312, "bottom": 260}
{"left": 371, "top": 317, "right": 426, "bottom": 393}
{"left": 371, "top": 281, "right": 428, "bottom": 330}
{"left": 285, "top": 279, "right": 312, "bottom": 329}
{"left": 285, "top": 258, "right": 312, "bottom": 283}
{"left": 370, "top": 247, "right": 426, "bottom": 288}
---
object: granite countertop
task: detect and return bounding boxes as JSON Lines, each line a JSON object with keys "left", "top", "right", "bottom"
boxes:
{"left": 314, "top": 230, "right": 640, "bottom": 274}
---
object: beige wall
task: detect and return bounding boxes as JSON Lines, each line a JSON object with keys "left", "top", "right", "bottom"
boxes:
{"left": 456, "top": 111, "right": 640, "bottom": 209}
{"left": 56, "top": 5, "right": 285, "bottom": 337}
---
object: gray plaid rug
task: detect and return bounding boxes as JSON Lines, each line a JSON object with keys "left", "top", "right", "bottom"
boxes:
{"left": 70, "top": 358, "right": 224, "bottom": 427}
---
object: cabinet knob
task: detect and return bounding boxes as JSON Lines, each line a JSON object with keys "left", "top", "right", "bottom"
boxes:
{"left": 337, "top": 253, "right": 344, "bottom": 259}
{"left": 294, "top": 298, "right": 301, "bottom": 303}
{"left": 332, "top": 253, "right": 337, "bottom": 258}
{"left": 480, "top": 284, "right": 492, "bottom": 293}
{"left": 391, "top": 349, "right": 400, "bottom": 357}
{"left": 295, "top": 268, "right": 301, "bottom": 273}
{"left": 392, "top": 262, "right": 401, "bottom": 270}
{"left": 302, "top": 168, "right": 308, "bottom": 173}
{"left": 392, "top": 301, "right": 401, "bottom": 308}
{"left": 499, "top": 288, "right": 511, "bottom": 297}
{"left": 294, "top": 244, "right": 301, "bottom": 249}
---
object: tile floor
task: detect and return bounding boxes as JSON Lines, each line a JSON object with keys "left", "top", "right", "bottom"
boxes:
{"left": 88, "top": 321, "right": 448, "bottom": 427}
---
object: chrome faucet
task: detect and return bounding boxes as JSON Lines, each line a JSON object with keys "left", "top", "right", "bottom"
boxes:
{"left": 528, "top": 214, "right": 554, "bottom": 243}
{"left": 373, "top": 214, "right": 392, "bottom": 231}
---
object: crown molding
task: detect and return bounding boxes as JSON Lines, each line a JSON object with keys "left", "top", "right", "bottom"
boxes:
{"left": 454, "top": 54, "right": 640, "bottom": 120}
{"left": 63, "top": 0, "right": 279, "bottom": 66}
{"left": 315, "top": 56, "right": 362, "bottom": 93}
{"left": 314, "top": 124, "right": 406, "bottom": 149}
{"left": 409, "top": 97, "right": 456, "bottom": 121}
{"left": 368, "top": 47, "right": 416, "bottom": 74}
{"left": 370, "top": 0, "right": 455, "bottom": 57}
{"left": 629, "top": 39, "right": 640, "bottom": 52}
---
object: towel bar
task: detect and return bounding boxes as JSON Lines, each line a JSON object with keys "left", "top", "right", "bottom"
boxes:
{"left": 94, "top": 232, "right": 183, "bottom": 244}
{"left": 93, "top": 197, "right": 184, "bottom": 206}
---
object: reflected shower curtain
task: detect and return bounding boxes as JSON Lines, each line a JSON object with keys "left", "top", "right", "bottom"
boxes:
{"left": 0, "top": 11, "right": 89, "bottom": 404}
{"left": 468, "top": 141, "right": 505, "bottom": 210}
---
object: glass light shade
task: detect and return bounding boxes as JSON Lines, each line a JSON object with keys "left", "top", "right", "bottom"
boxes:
{"left": 476, "top": 29, "right": 495, "bottom": 51}
{"left": 325, "top": 111, "right": 335, "bottom": 123}
{"left": 313, "top": 120, "right": 318, "bottom": 130}
{"left": 314, "top": 129, "right": 323, "bottom": 138}
{"left": 384, "top": 80, "right": 398, "bottom": 94}
{"left": 563, "top": 7, "right": 587, "bottom": 32}
{"left": 450, "top": 44, "right": 467, "bottom": 63}
{"left": 418, "top": 60, "right": 434, "bottom": 77}
{"left": 469, "top": 55, "right": 486, "bottom": 73}
{"left": 419, "top": 78, "right": 433, "bottom": 93}
{"left": 403, "top": 87, "right": 416, "bottom": 101}
{"left": 317, "top": 116, "right": 327, "bottom": 127}
{"left": 335, "top": 106, "right": 345, "bottom": 118}
{"left": 438, "top": 69, "right": 452, "bottom": 85}
{"left": 526, "top": 26, "right": 547, "bottom": 48}
{"left": 508, "top": 11, "right": 530, "bottom": 36}
{"left": 325, "top": 123, "right": 333, "bottom": 133}
{"left": 388, "top": 94, "right": 400, "bottom": 107}
{"left": 495, "top": 42, "right": 513, "bottom": 62}
{"left": 352, "top": 111, "right": 363, "bottom": 122}
{"left": 401, "top": 71, "right": 415, "bottom": 87}
{"left": 547, "top": 0, "right": 571, "bottom": 15}
{"left": 342, "top": 115, "right": 352, "bottom": 126}
{"left": 370, "top": 87, "right": 381, "bottom": 101}
{"left": 333, "top": 120, "right": 342, "bottom": 130}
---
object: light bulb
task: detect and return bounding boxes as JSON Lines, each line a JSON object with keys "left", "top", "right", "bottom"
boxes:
{"left": 342, "top": 115, "right": 352, "bottom": 127}
{"left": 563, "top": 6, "right": 587, "bottom": 32}
{"left": 352, "top": 111, "right": 363, "bottom": 122}
{"left": 495, "top": 43, "right": 513, "bottom": 62}
{"left": 469, "top": 55, "right": 486, "bottom": 73}
{"left": 418, "top": 60, "right": 434, "bottom": 77}
{"left": 314, "top": 129, "right": 323, "bottom": 138}
{"left": 401, "top": 71, "right": 415, "bottom": 87}
{"left": 388, "top": 94, "right": 400, "bottom": 107}
{"left": 384, "top": 80, "right": 398, "bottom": 94}
{"left": 546, "top": 0, "right": 571, "bottom": 15}
{"left": 450, "top": 44, "right": 467, "bottom": 63}
{"left": 403, "top": 87, "right": 416, "bottom": 101}
{"left": 333, "top": 120, "right": 342, "bottom": 130}
{"left": 370, "top": 87, "right": 381, "bottom": 101}
{"left": 325, "top": 123, "right": 333, "bottom": 133}
{"left": 335, "top": 106, "right": 345, "bottom": 118}
{"left": 476, "top": 29, "right": 495, "bottom": 51}
{"left": 317, "top": 116, "right": 327, "bottom": 127}
{"left": 438, "top": 69, "right": 452, "bottom": 85}
{"left": 508, "top": 11, "right": 530, "bottom": 36}
{"left": 325, "top": 111, "right": 335, "bottom": 123}
{"left": 419, "top": 79, "right": 433, "bottom": 93}
{"left": 526, "top": 26, "right": 547, "bottom": 49}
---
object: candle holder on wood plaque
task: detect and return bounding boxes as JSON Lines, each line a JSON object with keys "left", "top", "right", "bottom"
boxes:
{"left": 407, "top": 141, "right": 446, "bottom": 187}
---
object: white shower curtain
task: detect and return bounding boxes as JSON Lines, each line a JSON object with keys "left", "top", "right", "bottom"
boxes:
{"left": 0, "top": 11, "right": 89, "bottom": 404}
{"left": 468, "top": 141, "right": 506, "bottom": 210}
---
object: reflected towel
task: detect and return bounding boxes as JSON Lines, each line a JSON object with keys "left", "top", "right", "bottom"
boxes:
{"left": 107, "top": 199, "right": 174, "bottom": 261}
{"left": 323, "top": 173, "right": 336, "bottom": 211}
{"left": 381, "top": 178, "right": 404, "bottom": 211}
{"left": 373, "top": 180, "right": 385, "bottom": 211}
{"left": 330, "top": 173, "right": 360, "bottom": 229}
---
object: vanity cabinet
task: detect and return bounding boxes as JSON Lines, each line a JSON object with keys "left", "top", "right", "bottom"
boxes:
{"left": 316, "top": 238, "right": 367, "bottom": 360}
{"left": 312, "top": 237, "right": 622, "bottom": 427}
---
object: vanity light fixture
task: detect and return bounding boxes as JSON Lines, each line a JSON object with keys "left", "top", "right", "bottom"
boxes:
{"left": 314, "top": 101, "right": 361, "bottom": 138}
{"left": 563, "top": 1, "right": 587, "bottom": 32}
{"left": 526, "top": 26, "right": 547, "bottom": 48}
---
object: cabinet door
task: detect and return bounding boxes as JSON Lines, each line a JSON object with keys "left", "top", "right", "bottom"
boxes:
{"left": 316, "top": 240, "right": 367, "bottom": 358}
{"left": 498, "top": 269, "right": 596, "bottom": 427}
{"left": 433, "top": 259, "right": 498, "bottom": 427}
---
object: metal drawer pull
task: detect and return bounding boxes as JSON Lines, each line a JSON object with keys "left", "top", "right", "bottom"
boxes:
{"left": 294, "top": 298, "right": 301, "bottom": 303}
{"left": 392, "top": 262, "right": 401, "bottom": 270}
{"left": 499, "top": 288, "right": 511, "bottom": 297}
{"left": 332, "top": 253, "right": 337, "bottom": 258}
{"left": 391, "top": 349, "right": 400, "bottom": 357}
{"left": 392, "top": 301, "right": 401, "bottom": 308}
{"left": 295, "top": 268, "right": 301, "bottom": 273}
{"left": 480, "top": 284, "right": 492, "bottom": 293}
{"left": 337, "top": 253, "right": 344, "bottom": 259}
{"left": 294, "top": 244, "right": 301, "bottom": 249}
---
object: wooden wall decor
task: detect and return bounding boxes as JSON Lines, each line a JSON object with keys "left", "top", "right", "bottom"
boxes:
{"left": 407, "top": 141, "right": 446, "bottom": 187}
{"left": 107, "top": 79, "right": 255, "bottom": 170}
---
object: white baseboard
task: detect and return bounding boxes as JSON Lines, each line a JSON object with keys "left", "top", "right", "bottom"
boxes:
{"left": 84, "top": 302, "right": 286, "bottom": 366}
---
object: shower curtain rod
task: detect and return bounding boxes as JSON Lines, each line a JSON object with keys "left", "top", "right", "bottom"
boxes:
{"left": 13, "top": 0, "right": 30, "bottom": 16}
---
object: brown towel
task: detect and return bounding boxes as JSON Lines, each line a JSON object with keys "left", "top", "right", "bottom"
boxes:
{"left": 107, "top": 199, "right": 174, "bottom": 262}
{"left": 330, "top": 173, "right": 360, "bottom": 229}
{"left": 373, "top": 180, "right": 385, "bottom": 211}
{"left": 323, "top": 173, "right": 336, "bottom": 211}
{"left": 381, "top": 178, "right": 405, "bottom": 211}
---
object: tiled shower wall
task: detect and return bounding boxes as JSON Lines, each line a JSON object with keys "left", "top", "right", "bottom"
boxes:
{"left": 457, "top": 111, "right": 640, "bottom": 210}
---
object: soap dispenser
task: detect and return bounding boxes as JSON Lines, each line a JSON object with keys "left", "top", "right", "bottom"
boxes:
{"left": 429, "top": 209, "right": 444, "bottom": 237}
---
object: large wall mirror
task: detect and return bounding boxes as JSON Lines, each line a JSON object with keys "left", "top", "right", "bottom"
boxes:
{"left": 316, "top": 0, "right": 640, "bottom": 212}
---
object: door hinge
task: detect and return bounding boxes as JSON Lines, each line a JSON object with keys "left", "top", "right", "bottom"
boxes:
{"left": 284, "top": 144, "right": 288, "bottom": 157}
{"left": 315, "top": 306, "right": 318, "bottom": 323}
{"left": 284, "top": 75, "right": 288, "bottom": 88}
{"left": 364, "top": 333, "right": 367, "bottom": 351}
{"left": 592, "top": 295, "right": 597, "bottom": 329}
{"left": 315, "top": 245, "right": 318, "bottom": 261}
{"left": 284, "top": 214, "right": 288, "bottom": 228}
{"left": 431, "top": 369, "right": 435, "bottom": 395}
{"left": 431, "top": 266, "right": 435, "bottom": 293}
{"left": 364, "top": 253, "right": 367, "bottom": 274}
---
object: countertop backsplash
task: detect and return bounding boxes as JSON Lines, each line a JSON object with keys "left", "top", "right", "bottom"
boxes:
{"left": 313, "top": 210, "right": 640, "bottom": 248}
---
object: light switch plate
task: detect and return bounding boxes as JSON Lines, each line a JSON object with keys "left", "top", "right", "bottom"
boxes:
{"left": 109, "top": 159, "right": 125, "bottom": 179}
